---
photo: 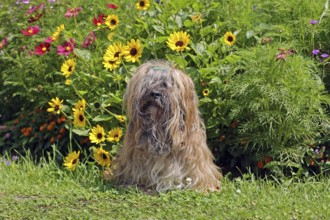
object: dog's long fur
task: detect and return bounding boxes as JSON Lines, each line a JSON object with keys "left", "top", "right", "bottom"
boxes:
{"left": 112, "top": 60, "right": 222, "bottom": 192}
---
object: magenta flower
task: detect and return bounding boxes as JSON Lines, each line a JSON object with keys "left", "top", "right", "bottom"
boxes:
{"left": 57, "top": 38, "right": 75, "bottom": 56}
{"left": 312, "top": 49, "right": 320, "bottom": 55}
{"left": 0, "top": 37, "right": 8, "bottom": 49}
{"left": 22, "top": 26, "right": 40, "bottom": 36}
{"left": 81, "top": 32, "right": 96, "bottom": 48}
{"left": 35, "top": 42, "right": 50, "bottom": 55}
{"left": 64, "top": 7, "right": 82, "bottom": 18}
{"left": 26, "top": 3, "right": 44, "bottom": 14}
{"left": 310, "top": 20, "right": 318, "bottom": 25}
{"left": 28, "top": 13, "right": 43, "bottom": 23}
{"left": 106, "top": 3, "right": 118, "bottom": 9}
{"left": 320, "top": 54, "right": 329, "bottom": 59}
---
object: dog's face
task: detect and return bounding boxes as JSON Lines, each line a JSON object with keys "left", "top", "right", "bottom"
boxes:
{"left": 124, "top": 61, "right": 199, "bottom": 155}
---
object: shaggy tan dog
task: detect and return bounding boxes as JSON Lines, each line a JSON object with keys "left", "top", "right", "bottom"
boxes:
{"left": 112, "top": 60, "right": 221, "bottom": 192}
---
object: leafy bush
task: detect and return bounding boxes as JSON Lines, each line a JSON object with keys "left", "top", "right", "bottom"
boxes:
{"left": 0, "top": 0, "right": 330, "bottom": 177}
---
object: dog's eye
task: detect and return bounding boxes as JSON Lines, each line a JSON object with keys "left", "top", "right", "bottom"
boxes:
{"left": 162, "top": 82, "right": 167, "bottom": 88}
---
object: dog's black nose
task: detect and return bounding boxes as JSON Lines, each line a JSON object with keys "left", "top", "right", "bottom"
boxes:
{"left": 150, "top": 91, "right": 162, "bottom": 98}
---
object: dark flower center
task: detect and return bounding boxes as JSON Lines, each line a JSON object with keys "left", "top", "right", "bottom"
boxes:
{"left": 109, "top": 60, "right": 116, "bottom": 64}
{"left": 68, "top": 66, "right": 73, "bottom": 72}
{"left": 97, "top": 133, "right": 103, "bottom": 139}
{"left": 114, "top": 134, "right": 118, "bottom": 138}
{"left": 227, "top": 36, "right": 233, "bottom": 42}
{"left": 130, "top": 48, "right": 137, "bottom": 56}
{"left": 102, "top": 153, "right": 108, "bottom": 160}
{"left": 79, "top": 115, "right": 84, "bottom": 122}
{"left": 114, "top": 52, "right": 120, "bottom": 57}
{"left": 55, "top": 105, "right": 59, "bottom": 111}
{"left": 175, "top": 41, "right": 184, "bottom": 47}
{"left": 140, "top": 1, "right": 145, "bottom": 6}
{"left": 72, "top": 159, "right": 77, "bottom": 165}
{"left": 111, "top": 19, "right": 116, "bottom": 25}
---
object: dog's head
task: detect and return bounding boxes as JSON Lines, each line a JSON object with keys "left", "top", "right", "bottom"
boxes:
{"left": 124, "top": 60, "right": 201, "bottom": 155}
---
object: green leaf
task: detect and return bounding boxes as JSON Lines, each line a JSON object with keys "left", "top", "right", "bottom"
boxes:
{"left": 74, "top": 49, "right": 91, "bottom": 61}
{"left": 92, "top": 115, "right": 113, "bottom": 122}
{"left": 152, "top": 25, "right": 165, "bottom": 34}
{"left": 246, "top": 30, "right": 255, "bottom": 39}
{"left": 72, "top": 129, "right": 90, "bottom": 136}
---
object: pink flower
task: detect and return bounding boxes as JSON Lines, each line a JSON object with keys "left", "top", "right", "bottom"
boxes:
{"left": 106, "top": 4, "right": 118, "bottom": 9}
{"left": 57, "top": 38, "right": 75, "bottom": 56}
{"left": 22, "top": 26, "right": 40, "bottom": 36}
{"left": 26, "top": 3, "right": 44, "bottom": 14}
{"left": 81, "top": 32, "right": 96, "bottom": 48}
{"left": 64, "top": 7, "right": 82, "bottom": 18}
{"left": 44, "top": 36, "right": 54, "bottom": 43}
{"left": 35, "top": 42, "right": 50, "bottom": 55}
{"left": 0, "top": 37, "right": 8, "bottom": 49}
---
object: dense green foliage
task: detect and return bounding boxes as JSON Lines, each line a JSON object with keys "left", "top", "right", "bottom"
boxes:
{"left": 0, "top": 0, "right": 330, "bottom": 176}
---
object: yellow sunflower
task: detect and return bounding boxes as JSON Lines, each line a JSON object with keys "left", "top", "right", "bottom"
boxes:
{"left": 105, "top": 43, "right": 124, "bottom": 60}
{"left": 123, "top": 39, "right": 142, "bottom": 63}
{"left": 89, "top": 124, "right": 106, "bottom": 144}
{"left": 202, "top": 89, "right": 209, "bottom": 97}
{"left": 166, "top": 31, "right": 191, "bottom": 52}
{"left": 224, "top": 31, "right": 236, "bottom": 46}
{"left": 103, "top": 54, "right": 121, "bottom": 71}
{"left": 73, "top": 108, "right": 86, "bottom": 128}
{"left": 107, "top": 127, "right": 123, "bottom": 142}
{"left": 47, "top": 97, "right": 63, "bottom": 114}
{"left": 93, "top": 146, "right": 111, "bottom": 167}
{"left": 136, "top": 0, "right": 150, "bottom": 10}
{"left": 61, "top": 58, "right": 76, "bottom": 78}
{"left": 115, "top": 115, "right": 126, "bottom": 123}
{"left": 73, "top": 99, "right": 86, "bottom": 111}
{"left": 105, "top": 15, "right": 120, "bottom": 30}
{"left": 63, "top": 151, "right": 80, "bottom": 171}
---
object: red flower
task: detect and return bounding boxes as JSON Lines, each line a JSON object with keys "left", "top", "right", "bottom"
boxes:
{"left": 65, "top": 7, "right": 82, "bottom": 18}
{"left": 57, "top": 38, "right": 75, "bottom": 56}
{"left": 0, "top": 37, "right": 7, "bottom": 49}
{"left": 35, "top": 42, "right": 50, "bottom": 55}
{"left": 106, "top": 3, "right": 118, "bottom": 9}
{"left": 28, "top": 13, "right": 43, "bottom": 23}
{"left": 81, "top": 32, "right": 96, "bottom": 48}
{"left": 257, "top": 161, "right": 264, "bottom": 169}
{"left": 22, "top": 26, "right": 40, "bottom": 36}
{"left": 92, "top": 14, "right": 106, "bottom": 26}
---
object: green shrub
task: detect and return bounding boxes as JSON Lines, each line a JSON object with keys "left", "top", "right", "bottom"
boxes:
{"left": 204, "top": 45, "right": 330, "bottom": 176}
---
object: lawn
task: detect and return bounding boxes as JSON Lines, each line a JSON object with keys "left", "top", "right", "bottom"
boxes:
{"left": 0, "top": 158, "right": 329, "bottom": 219}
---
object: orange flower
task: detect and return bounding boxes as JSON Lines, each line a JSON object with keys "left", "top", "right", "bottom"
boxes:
{"left": 50, "top": 137, "right": 56, "bottom": 143}
{"left": 57, "top": 115, "right": 66, "bottom": 124}
{"left": 39, "top": 123, "right": 48, "bottom": 132}
{"left": 21, "top": 127, "right": 33, "bottom": 137}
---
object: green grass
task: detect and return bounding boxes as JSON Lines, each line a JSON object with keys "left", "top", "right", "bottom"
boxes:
{"left": 0, "top": 158, "right": 329, "bottom": 219}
